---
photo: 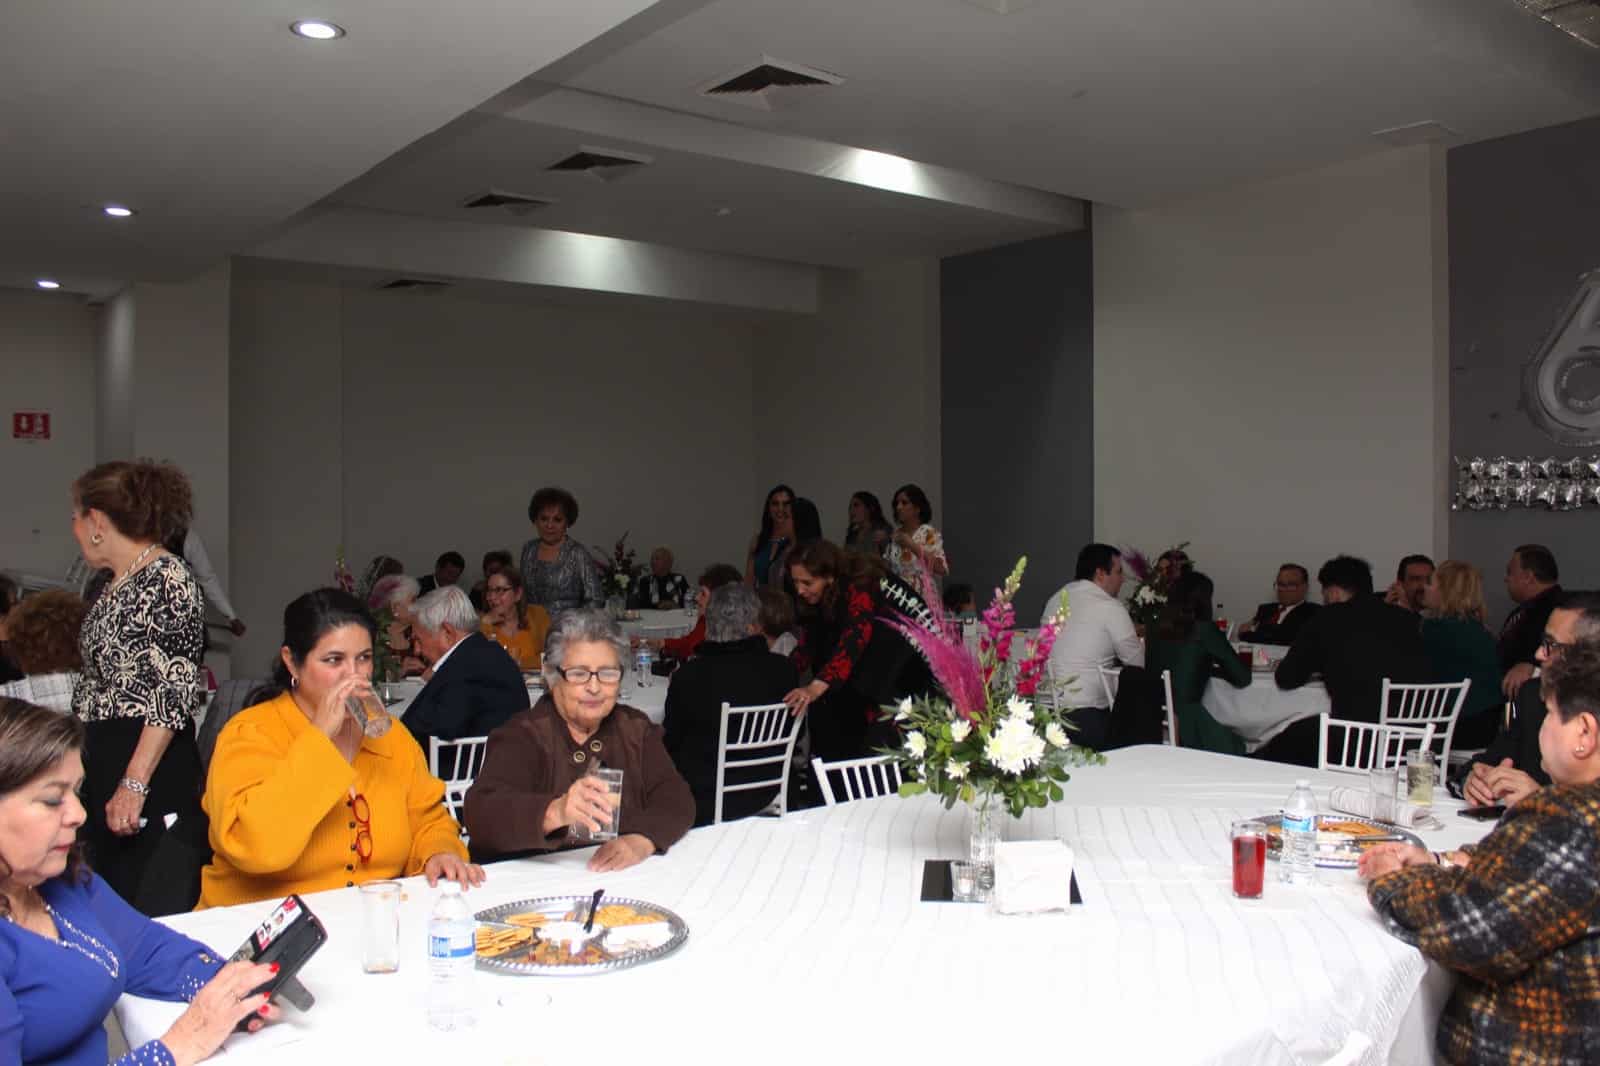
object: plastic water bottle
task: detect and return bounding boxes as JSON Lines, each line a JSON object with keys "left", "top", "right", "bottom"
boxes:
{"left": 426, "top": 882, "right": 474, "bottom": 1031}
{"left": 1279, "top": 779, "right": 1318, "bottom": 886}
{"left": 635, "top": 642, "right": 655, "bottom": 687}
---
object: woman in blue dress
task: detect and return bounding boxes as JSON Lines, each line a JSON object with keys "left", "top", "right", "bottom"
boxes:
{"left": 0, "top": 698, "right": 278, "bottom": 1065}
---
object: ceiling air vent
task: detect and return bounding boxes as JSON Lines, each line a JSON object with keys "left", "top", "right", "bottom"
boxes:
{"left": 459, "top": 189, "right": 553, "bottom": 215}
{"left": 698, "top": 56, "right": 844, "bottom": 111}
{"left": 1512, "top": 0, "right": 1600, "bottom": 47}
{"left": 545, "top": 146, "right": 653, "bottom": 182}
{"left": 377, "top": 278, "right": 452, "bottom": 292}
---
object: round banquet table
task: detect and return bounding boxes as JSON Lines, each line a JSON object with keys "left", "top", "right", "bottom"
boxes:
{"left": 1203, "top": 669, "right": 1331, "bottom": 752}
{"left": 619, "top": 608, "right": 697, "bottom": 641}
{"left": 116, "top": 745, "right": 1482, "bottom": 1066}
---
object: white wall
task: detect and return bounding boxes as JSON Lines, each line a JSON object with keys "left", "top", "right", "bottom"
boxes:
{"left": 0, "top": 289, "right": 99, "bottom": 577}
{"left": 1094, "top": 145, "right": 1449, "bottom": 618}
{"left": 753, "top": 259, "right": 942, "bottom": 542}
{"left": 96, "top": 291, "right": 134, "bottom": 462}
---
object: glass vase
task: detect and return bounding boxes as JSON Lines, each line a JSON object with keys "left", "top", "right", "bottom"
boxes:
{"left": 968, "top": 794, "right": 1001, "bottom": 897}
{"left": 606, "top": 594, "right": 626, "bottom": 620}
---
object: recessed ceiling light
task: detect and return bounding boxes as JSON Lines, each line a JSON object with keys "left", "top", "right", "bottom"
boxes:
{"left": 291, "top": 20, "right": 345, "bottom": 40}
{"left": 714, "top": 206, "right": 735, "bottom": 217}
{"left": 102, "top": 204, "right": 135, "bottom": 218}
{"left": 35, "top": 279, "right": 60, "bottom": 290}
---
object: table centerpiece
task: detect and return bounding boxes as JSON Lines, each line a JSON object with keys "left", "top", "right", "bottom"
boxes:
{"left": 884, "top": 558, "right": 1103, "bottom": 878}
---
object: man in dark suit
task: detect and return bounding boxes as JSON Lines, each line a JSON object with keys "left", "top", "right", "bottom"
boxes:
{"left": 404, "top": 585, "right": 530, "bottom": 756}
{"left": 416, "top": 551, "right": 466, "bottom": 596}
{"left": 663, "top": 584, "right": 798, "bottom": 826}
{"left": 1495, "top": 544, "right": 1562, "bottom": 699}
{"left": 1256, "top": 555, "right": 1429, "bottom": 766}
{"left": 1459, "top": 590, "right": 1600, "bottom": 804}
{"left": 1237, "top": 563, "right": 1320, "bottom": 646}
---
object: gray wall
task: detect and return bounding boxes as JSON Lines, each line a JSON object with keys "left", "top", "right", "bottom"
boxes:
{"left": 941, "top": 230, "right": 1094, "bottom": 622}
{"left": 1449, "top": 114, "right": 1600, "bottom": 620}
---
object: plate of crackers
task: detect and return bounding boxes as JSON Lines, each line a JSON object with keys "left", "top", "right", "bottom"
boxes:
{"left": 1257, "top": 813, "right": 1425, "bottom": 870}
{"left": 473, "top": 896, "right": 688, "bottom": 975}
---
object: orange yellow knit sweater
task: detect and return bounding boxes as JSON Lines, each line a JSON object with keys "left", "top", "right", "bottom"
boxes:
{"left": 197, "top": 691, "right": 467, "bottom": 909}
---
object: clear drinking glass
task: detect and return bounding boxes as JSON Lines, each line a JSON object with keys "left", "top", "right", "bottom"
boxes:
{"left": 950, "top": 860, "right": 980, "bottom": 902}
{"left": 592, "top": 768, "right": 624, "bottom": 841}
{"left": 359, "top": 880, "right": 401, "bottom": 973}
{"left": 1404, "top": 749, "right": 1435, "bottom": 809}
{"left": 1230, "top": 820, "right": 1267, "bottom": 900}
{"left": 345, "top": 687, "right": 392, "bottom": 739}
{"left": 1368, "top": 767, "right": 1400, "bottom": 823}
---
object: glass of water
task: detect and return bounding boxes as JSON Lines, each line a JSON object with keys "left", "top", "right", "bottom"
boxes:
{"left": 359, "top": 880, "right": 401, "bottom": 973}
{"left": 345, "top": 687, "right": 392, "bottom": 739}
{"left": 1404, "top": 749, "right": 1435, "bottom": 810}
{"left": 591, "top": 768, "right": 624, "bottom": 841}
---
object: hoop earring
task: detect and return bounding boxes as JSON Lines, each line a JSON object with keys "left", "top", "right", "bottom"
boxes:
{"left": 90, "top": 533, "right": 103, "bottom": 546}
{"left": 290, "top": 675, "right": 299, "bottom": 689}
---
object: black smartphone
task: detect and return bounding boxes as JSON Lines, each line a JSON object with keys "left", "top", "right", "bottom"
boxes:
{"left": 227, "top": 894, "right": 327, "bottom": 1021}
{"left": 1459, "top": 804, "right": 1506, "bottom": 821}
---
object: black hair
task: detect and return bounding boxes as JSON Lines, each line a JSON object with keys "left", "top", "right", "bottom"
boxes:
{"left": 250, "top": 588, "right": 378, "bottom": 707}
{"left": 792, "top": 497, "right": 823, "bottom": 545}
{"left": 845, "top": 491, "right": 890, "bottom": 542}
{"left": 942, "top": 583, "right": 976, "bottom": 614}
{"left": 1317, "top": 555, "right": 1374, "bottom": 597}
{"left": 756, "top": 484, "right": 797, "bottom": 551}
{"left": 435, "top": 551, "right": 465, "bottom": 571}
{"left": 1396, "top": 554, "right": 1434, "bottom": 581}
{"left": 1278, "top": 563, "right": 1309, "bottom": 583}
{"left": 698, "top": 563, "right": 744, "bottom": 591}
{"left": 892, "top": 484, "right": 933, "bottom": 526}
{"left": 482, "top": 549, "right": 513, "bottom": 571}
{"left": 1074, "top": 543, "right": 1121, "bottom": 582}
{"left": 528, "top": 487, "right": 579, "bottom": 526}
{"left": 0, "top": 574, "right": 16, "bottom": 616}
{"left": 1540, "top": 645, "right": 1600, "bottom": 724}
{"left": 1515, "top": 544, "right": 1559, "bottom": 584}
{"left": 1155, "top": 571, "right": 1215, "bottom": 641}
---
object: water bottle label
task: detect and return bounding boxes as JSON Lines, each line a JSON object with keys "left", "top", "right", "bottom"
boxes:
{"left": 429, "top": 933, "right": 473, "bottom": 959}
{"left": 1282, "top": 814, "right": 1314, "bottom": 832}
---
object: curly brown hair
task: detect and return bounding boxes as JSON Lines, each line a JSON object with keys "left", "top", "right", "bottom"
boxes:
{"left": 527, "top": 486, "right": 579, "bottom": 526}
{"left": 0, "top": 699, "right": 90, "bottom": 914}
{"left": 73, "top": 459, "right": 194, "bottom": 544}
{"left": 4, "top": 591, "right": 86, "bottom": 674}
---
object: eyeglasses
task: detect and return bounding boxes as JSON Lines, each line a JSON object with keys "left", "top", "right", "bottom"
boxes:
{"left": 558, "top": 666, "right": 623, "bottom": 685}
{"left": 349, "top": 791, "right": 373, "bottom": 864}
{"left": 485, "top": 584, "right": 515, "bottom": 596}
{"left": 1540, "top": 634, "right": 1573, "bottom": 657}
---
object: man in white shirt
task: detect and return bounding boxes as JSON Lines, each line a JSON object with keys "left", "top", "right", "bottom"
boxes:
{"left": 1041, "top": 543, "right": 1144, "bottom": 748}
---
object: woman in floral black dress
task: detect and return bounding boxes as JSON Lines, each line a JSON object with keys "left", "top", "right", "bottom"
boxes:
{"left": 69, "top": 461, "right": 206, "bottom": 913}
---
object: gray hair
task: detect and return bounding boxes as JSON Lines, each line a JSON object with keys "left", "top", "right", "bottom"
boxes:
{"left": 412, "top": 586, "right": 479, "bottom": 636}
{"left": 542, "top": 608, "right": 629, "bottom": 684}
{"left": 705, "top": 584, "right": 759, "bottom": 642}
{"left": 382, "top": 575, "right": 420, "bottom": 609}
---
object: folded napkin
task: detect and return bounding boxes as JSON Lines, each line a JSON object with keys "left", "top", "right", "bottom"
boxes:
{"left": 992, "top": 840, "right": 1075, "bottom": 915}
{"left": 1329, "top": 785, "right": 1426, "bottom": 828}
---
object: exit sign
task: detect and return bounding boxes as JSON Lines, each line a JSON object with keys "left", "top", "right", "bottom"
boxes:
{"left": 12, "top": 411, "right": 50, "bottom": 440}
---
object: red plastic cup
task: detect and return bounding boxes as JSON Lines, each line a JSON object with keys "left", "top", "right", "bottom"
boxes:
{"left": 1231, "top": 820, "right": 1267, "bottom": 900}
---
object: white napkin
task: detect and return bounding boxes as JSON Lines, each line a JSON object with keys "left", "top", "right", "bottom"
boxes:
{"left": 1328, "top": 785, "right": 1426, "bottom": 828}
{"left": 992, "top": 840, "right": 1075, "bottom": 915}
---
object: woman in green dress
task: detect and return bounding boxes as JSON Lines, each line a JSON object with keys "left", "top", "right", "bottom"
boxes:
{"left": 1146, "top": 571, "right": 1251, "bottom": 754}
{"left": 1419, "top": 560, "right": 1503, "bottom": 748}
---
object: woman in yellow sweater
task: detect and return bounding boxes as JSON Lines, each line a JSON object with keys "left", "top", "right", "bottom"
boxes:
{"left": 199, "top": 589, "right": 483, "bottom": 909}
{"left": 480, "top": 569, "right": 551, "bottom": 671}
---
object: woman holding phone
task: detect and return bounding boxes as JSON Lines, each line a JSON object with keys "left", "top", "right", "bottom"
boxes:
{"left": 198, "top": 589, "right": 481, "bottom": 908}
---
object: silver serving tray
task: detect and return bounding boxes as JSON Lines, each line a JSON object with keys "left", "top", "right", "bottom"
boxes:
{"left": 473, "top": 895, "right": 688, "bottom": 976}
{"left": 1257, "top": 813, "right": 1425, "bottom": 870}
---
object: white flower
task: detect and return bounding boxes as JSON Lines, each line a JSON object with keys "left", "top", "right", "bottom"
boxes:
{"left": 1005, "top": 695, "right": 1034, "bottom": 722}
{"left": 895, "top": 697, "right": 914, "bottom": 721}
{"left": 1136, "top": 585, "right": 1157, "bottom": 604}
{"left": 984, "top": 715, "right": 1046, "bottom": 775}
{"left": 1045, "top": 722, "right": 1070, "bottom": 749}
{"left": 905, "top": 731, "right": 927, "bottom": 758}
{"left": 950, "top": 719, "right": 972, "bottom": 743}
{"left": 947, "top": 759, "right": 969, "bottom": 780}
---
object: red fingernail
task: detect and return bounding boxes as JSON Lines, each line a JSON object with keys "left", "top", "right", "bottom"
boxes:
{"left": 269, "top": 963, "right": 280, "bottom": 973}
{"left": 259, "top": 1004, "right": 271, "bottom": 1016}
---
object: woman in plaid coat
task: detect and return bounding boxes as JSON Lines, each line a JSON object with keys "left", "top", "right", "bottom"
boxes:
{"left": 1360, "top": 647, "right": 1600, "bottom": 1064}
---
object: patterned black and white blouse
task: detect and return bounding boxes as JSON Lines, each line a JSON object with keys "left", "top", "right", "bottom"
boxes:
{"left": 519, "top": 537, "right": 604, "bottom": 617}
{"left": 72, "top": 554, "right": 205, "bottom": 729}
{"left": 632, "top": 573, "right": 691, "bottom": 609}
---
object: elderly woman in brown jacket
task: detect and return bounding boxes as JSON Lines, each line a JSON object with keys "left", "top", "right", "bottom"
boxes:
{"left": 463, "top": 609, "right": 694, "bottom": 872}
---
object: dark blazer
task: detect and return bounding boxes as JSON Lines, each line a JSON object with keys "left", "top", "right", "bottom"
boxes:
{"left": 1496, "top": 584, "right": 1563, "bottom": 672}
{"left": 1462, "top": 676, "right": 1551, "bottom": 789}
{"left": 402, "top": 632, "right": 530, "bottom": 755}
{"left": 663, "top": 635, "right": 799, "bottom": 826}
{"left": 1275, "top": 594, "right": 1428, "bottom": 723}
{"left": 417, "top": 575, "right": 439, "bottom": 596}
{"left": 1242, "top": 600, "right": 1320, "bottom": 646}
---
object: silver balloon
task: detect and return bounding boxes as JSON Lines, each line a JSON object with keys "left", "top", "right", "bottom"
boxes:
{"left": 1533, "top": 457, "right": 1559, "bottom": 479}
{"left": 1565, "top": 457, "right": 1589, "bottom": 479}
{"left": 1532, "top": 479, "right": 1557, "bottom": 509}
{"left": 1488, "top": 457, "right": 1510, "bottom": 481}
{"left": 1505, "top": 458, "right": 1531, "bottom": 480}
{"left": 1467, "top": 457, "right": 1488, "bottom": 480}
{"left": 1510, "top": 479, "right": 1535, "bottom": 507}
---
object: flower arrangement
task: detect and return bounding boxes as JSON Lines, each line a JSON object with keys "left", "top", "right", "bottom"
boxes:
{"left": 884, "top": 558, "right": 1103, "bottom": 818}
{"left": 596, "top": 534, "right": 637, "bottom": 601}
{"left": 1122, "top": 541, "right": 1192, "bottom": 627}
{"left": 333, "top": 548, "right": 356, "bottom": 596}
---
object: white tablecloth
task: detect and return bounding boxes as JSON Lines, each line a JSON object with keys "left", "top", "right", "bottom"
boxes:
{"left": 619, "top": 609, "right": 696, "bottom": 640}
{"left": 117, "top": 746, "right": 1481, "bottom": 1065}
{"left": 621, "top": 672, "right": 668, "bottom": 724}
{"left": 1204, "top": 673, "right": 1331, "bottom": 752}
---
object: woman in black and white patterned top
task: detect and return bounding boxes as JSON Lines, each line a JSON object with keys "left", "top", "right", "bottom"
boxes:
{"left": 69, "top": 461, "right": 206, "bottom": 913}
